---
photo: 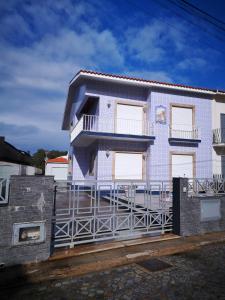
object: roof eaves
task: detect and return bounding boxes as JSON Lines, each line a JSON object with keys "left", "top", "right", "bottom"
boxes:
{"left": 70, "top": 69, "right": 217, "bottom": 95}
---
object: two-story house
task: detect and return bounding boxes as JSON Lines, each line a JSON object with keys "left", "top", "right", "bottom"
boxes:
{"left": 62, "top": 70, "right": 216, "bottom": 183}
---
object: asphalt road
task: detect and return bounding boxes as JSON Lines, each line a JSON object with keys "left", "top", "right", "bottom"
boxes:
{"left": 1, "top": 242, "right": 225, "bottom": 300}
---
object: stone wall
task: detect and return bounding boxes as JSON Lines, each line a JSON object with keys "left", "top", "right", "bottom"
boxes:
{"left": 0, "top": 175, "right": 54, "bottom": 266}
{"left": 173, "top": 178, "right": 225, "bottom": 236}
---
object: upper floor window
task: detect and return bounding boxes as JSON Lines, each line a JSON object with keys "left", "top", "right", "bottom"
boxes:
{"left": 116, "top": 103, "right": 145, "bottom": 135}
{"left": 171, "top": 104, "right": 194, "bottom": 132}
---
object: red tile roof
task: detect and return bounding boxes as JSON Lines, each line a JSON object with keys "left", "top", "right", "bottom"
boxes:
{"left": 47, "top": 157, "right": 68, "bottom": 164}
{"left": 71, "top": 69, "right": 225, "bottom": 94}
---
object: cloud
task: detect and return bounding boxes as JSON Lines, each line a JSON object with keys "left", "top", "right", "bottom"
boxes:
{"left": 0, "top": 0, "right": 219, "bottom": 152}
{"left": 177, "top": 58, "right": 207, "bottom": 70}
{"left": 0, "top": 121, "right": 68, "bottom": 153}
{"left": 0, "top": 26, "right": 124, "bottom": 92}
{"left": 0, "top": 122, "right": 40, "bottom": 136}
{"left": 0, "top": 1, "right": 125, "bottom": 152}
{"left": 125, "top": 19, "right": 187, "bottom": 63}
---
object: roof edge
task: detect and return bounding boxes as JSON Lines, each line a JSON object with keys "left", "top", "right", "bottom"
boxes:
{"left": 69, "top": 69, "right": 225, "bottom": 95}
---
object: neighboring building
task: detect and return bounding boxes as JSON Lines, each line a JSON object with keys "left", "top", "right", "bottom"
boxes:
{"left": 62, "top": 70, "right": 224, "bottom": 182}
{"left": 0, "top": 136, "right": 40, "bottom": 178}
{"left": 45, "top": 156, "right": 68, "bottom": 180}
{"left": 212, "top": 92, "right": 225, "bottom": 178}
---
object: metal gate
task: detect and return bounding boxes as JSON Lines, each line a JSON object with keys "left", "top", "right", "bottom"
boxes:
{"left": 53, "top": 180, "right": 173, "bottom": 248}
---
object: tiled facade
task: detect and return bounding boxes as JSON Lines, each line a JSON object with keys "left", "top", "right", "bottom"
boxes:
{"left": 69, "top": 77, "right": 213, "bottom": 182}
{"left": 149, "top": 91, "right": 212, "bottom": 180}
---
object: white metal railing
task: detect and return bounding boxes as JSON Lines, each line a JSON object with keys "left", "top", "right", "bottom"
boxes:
{"left": 71, "top": 114, "right": 154, "bottom": 142}
{"left": 53, "top": 180, "right": 173, "bottom": 248}
{"left": 213, "top": 174, "right": 224, "bottom": 180}
{"left": 213, "top": 128, "right": 225, "bottom": 144}
{"left": 188, "top": 178, "right": 225, "bottom": 196}
{"left": 0, "top": 178, "right": 10, "bottom": 204}
{"left": 169, "top": 125, "right": 200, "bottom": 140}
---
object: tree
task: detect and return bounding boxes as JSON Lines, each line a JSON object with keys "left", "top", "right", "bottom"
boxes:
{"left": 32, "top": 149, "right": 67, "bottom": 173}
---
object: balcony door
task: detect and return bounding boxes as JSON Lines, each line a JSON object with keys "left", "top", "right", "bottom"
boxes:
{"left": 220, "top": 113, "right": 225, "bottom": 143}
{"left": 116, "top": 103, "right": 143, "bottom": 135}
{"left": 171, "top": 105, "right": 194, "bottom": 139}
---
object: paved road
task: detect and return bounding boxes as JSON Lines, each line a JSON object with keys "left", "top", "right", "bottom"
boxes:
{"left": 1, "top": 242, "right": 225, "bottom": 300}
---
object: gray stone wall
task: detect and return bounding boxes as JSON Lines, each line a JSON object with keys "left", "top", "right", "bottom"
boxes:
{"left": 0, "top": 175, "right": 54, "bottom": 266}
{"left": 173, "top": 178, "right": 225, "bottom": 236}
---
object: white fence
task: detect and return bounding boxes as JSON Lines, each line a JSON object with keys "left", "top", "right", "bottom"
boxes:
{"left": 188, "top": 178, "right": 225, "bottom": 196}
{"left": 169, "top": 126, "right": 200, "bottom": 140}
{"left": 53, "top": 180, "right": 173, "bottom": 248}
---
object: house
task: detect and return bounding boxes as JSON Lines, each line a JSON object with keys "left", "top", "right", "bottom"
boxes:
{"left": 212, "top": 92, "right": 225, "bottom": 178}
{"left": 0, "top": 136, "right": 41, "bottom": 178}
{"left": 45, "top": 156, "right": 68, "bottom": 180}
{"left": 62, "top": 70, "right": 223, "bottom": 182}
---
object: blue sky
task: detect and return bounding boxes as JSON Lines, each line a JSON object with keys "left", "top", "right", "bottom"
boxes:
{"left": 0, "top": 0, "right": 225, "bottom": 153}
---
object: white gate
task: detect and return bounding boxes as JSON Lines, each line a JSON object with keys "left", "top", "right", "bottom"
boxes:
{"left": 53, "top": 180, "right": 173, "bottom": 248}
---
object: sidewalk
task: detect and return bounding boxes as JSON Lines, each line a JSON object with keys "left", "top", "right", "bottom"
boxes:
{"left": 1, "top": 231, "right": 225, "bottom": 289}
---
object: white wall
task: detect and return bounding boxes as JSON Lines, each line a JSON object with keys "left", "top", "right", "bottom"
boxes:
{"left": 0, "top": 162, "right": 38, "bottom": 178}
{"left": 212, "top": 97, "right": 225, "bottom": 175}
{"left": 45, "top": 163, "right": 68, "bottom": 180}
{"left": 212, "top": 98, "right": 225, "bottom": 129}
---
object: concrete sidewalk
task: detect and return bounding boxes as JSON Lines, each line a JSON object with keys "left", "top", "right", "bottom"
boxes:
{"left": 1, "top": 231, "right": 225, "bottom": 289}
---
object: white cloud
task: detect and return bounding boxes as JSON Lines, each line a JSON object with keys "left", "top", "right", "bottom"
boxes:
{"left": 0, "top": 0, "right": 216, "bottom": 152}
{"left": 125, "top": 19, "right": 187, "bottom": 63}
{"left": 177, "top": 58, "right": 207, "bottom": 70}
{"left": 0, "top": 27, "right": 124, "bottom": 92}
{"left": 0, "top": 1, "right": 125, "bottom": 151}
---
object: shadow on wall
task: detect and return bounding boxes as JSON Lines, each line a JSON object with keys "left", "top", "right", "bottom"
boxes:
{"left": 74, "top": 142, "right": 98, "bottom": 179}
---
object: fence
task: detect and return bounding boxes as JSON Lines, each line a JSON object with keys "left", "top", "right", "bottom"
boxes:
{"left": 53, "top": 180, "right": 173, "bottom": 248}
{"left": 173, "top": 177, "right": 225, "bottom": 237}
{"left": 169, "top": 126, "right": 200, "bottom": 140}
{"left": 188, "top": 178, "right": 225, "bottom": 196}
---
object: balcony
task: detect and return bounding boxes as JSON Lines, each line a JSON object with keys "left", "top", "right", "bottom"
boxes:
{"left": 213, "top": 128, "right": 225, "bottom": 146}
{"left": 168, "top": 125, "right": 201, "bottom": 144}
{"left": 213, "top": 129, "right": 225, "bottom": 155}
{"left": 71, "top": 114, "right": 155, "bottom": 146}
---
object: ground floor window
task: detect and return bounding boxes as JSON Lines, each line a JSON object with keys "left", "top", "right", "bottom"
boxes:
{"left": 114, "top": 152, "right": 143, "bottom": 180}
{"left": 171, "top": 153, "right": 194, "bottom": 178}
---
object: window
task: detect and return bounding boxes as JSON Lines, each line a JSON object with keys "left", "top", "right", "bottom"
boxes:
{"left": 114, "top": 152, "right": 143, "bottom": 180}
{"left": 172, "top": 154, "right": 194, "bottom": 178}
{"left": 171, "top": 106, "right": 193, "bottom": 131}
{"left": 116, "top": 104, "right": 144, "bottom": 135}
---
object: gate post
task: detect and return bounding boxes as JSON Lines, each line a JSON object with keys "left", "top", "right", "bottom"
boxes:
{"left": 172, "top": 177, "right": 188, "bottom": 235}
{"left": 0, "top": 175, "right": 54, "bottom": 266}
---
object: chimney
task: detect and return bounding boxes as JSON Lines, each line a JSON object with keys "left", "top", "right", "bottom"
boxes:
{"left": 0, "top": 136, "right": 5, "bottom": 142}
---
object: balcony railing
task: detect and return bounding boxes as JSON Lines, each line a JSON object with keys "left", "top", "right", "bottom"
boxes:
{"left": 71, "top": 114, "right": 154, "bottom": 143}
{"left": 169, "top": 125, "right": 200, "bottom": 140}
{"left": 213, "top": 128, "right": 225, "bottom": 144}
